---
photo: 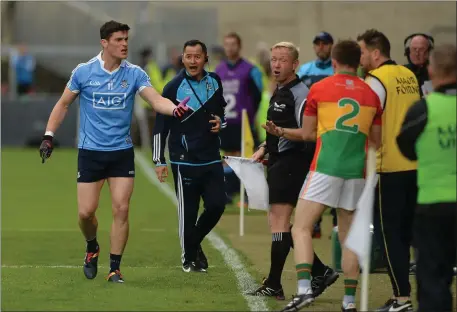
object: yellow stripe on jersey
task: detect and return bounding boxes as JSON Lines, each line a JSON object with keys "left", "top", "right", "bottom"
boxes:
{"left": 317, "top": 102, "right": 379, "bottom": 137}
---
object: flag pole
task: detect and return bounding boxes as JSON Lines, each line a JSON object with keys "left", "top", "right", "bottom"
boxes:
{"left": 239, "top": 109, "right": 247, "bottom": 237}
{"left": 360, "top": 239, "right": 371, "bottom": 311}
{"left": 360, "top": 146, "right": 376, "bottom": 311}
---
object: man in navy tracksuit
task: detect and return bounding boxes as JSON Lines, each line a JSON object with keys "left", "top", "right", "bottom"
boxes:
{"left": 152, "top": 39, "right": 227, "bottom": 273}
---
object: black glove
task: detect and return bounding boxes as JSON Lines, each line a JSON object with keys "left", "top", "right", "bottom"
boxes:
{"left": 39, "top": 135, "right": 54, "bottom": 163}
{"left": 172, "top": 96, "right": 190, "bottom": 119}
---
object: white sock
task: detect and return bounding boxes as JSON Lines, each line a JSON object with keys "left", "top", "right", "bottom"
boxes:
{"left": 297, "top": 279, "right": 312, "bottom": 295}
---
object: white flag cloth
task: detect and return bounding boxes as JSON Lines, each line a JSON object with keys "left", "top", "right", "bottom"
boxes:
{"left": 224, "top": 156, "right": 269, "bottom": 211}
{"left": 344, "top": 172, "right": 378, "bottom": 270}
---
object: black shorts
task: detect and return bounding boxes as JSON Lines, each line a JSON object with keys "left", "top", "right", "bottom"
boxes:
{"left": 267, "top": 150, "right": 312, "bottom": 206}
{"left": 77, "top": 148, "right": 135, "bottom": 183}
{"left": 220, "top": 123, "right": 259, "bottom": 152}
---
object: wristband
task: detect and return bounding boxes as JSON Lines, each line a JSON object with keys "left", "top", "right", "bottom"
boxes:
{"left": 257, "top": 142, "right": 268, "bottom": 153}
{"left": 45, "top": 131, "right": 54, "bottom": 137}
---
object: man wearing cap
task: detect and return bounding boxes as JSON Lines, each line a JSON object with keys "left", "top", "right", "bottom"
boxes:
{"left": 297, "top": 31, "right": 336, "bottom": 238}
{"left": 297, "top": 32, "right": 334, "bottom": 89}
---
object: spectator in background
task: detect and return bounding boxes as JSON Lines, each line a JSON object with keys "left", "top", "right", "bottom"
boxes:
{"left": 133, "top": 47, "right": 163, "bottom": 149}
{"left": 141, "top": 47, "right": 164, "bottom": 94}
{"left": 297, "top": 32, "right": 334, "bottom": 89}
{"left": 207, "top": 45, "right": 225, "bottom": 72}
{"left": 403, "top": 33, "right": 435, "bottom": 97}
{"left": 216, "top": 32, "right": 263, "bottom": 204}
{"left": 162, "top": 46, "right": 184, "bottom": 85}
{"left": 253, "top": 42, "right": 273, "bottom": 145}
{"left": 11, "top": 44, "right": 35, "bottom": 95}
{"left": 297, "top": 32, "right": 337, "bottom": 238}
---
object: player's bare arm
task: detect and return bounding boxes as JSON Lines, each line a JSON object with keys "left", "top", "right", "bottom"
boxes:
{"left": 369, "top": 124, "right": 382, "bottom": 149}
{"left": 39, "top": 87, "right": 79, "bottom": 163}
{"left": 45, "top": 87, "right": 78, "bottom": 134}
{"left": 139, "top": 86, "right": 189, "bottom": 117}
{"left": 302, "top": 115, "right": 317, "bottom": 141}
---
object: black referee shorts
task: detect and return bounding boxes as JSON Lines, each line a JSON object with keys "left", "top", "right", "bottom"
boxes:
{"left": 77, "top": 147, "right": 135, "bottom": 183}
{"left": 267, "top": 150, "right": 312, "bottom": 206}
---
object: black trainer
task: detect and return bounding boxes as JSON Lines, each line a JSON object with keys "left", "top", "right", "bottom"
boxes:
{"left": 375, "top": 298, "right": 413, "bottom": 312}
{"left": 311, "top": 267, "right": 340, "bottom": 298}
{"left": 246, "top": 278, "right": 285, "bottom": 300}
{"left": 106, "top": 270, "right": 124, "bottom": 283}
{"left": 281, "top": 293, "right": 314, "bottom": 312}
{"left": 182, "top": 261, "right": 207, "bottom": 273}
{"left": 196, "top": 245, "right": 208, "bottom": 270}
{"left": 83, "top": 247, "right": 100, "bottom": 279}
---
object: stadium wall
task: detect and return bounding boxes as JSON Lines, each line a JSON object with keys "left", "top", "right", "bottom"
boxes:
{"left": 153, "top": 1, "right": 456, "bottom": 64}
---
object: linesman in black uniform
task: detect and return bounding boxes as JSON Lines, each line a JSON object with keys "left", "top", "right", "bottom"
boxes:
{"left": 247, "top": 41, "right": 338, "bottom": 300}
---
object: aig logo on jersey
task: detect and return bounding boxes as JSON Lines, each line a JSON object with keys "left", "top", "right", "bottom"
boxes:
{"left": 93, "top": 92, "right": 126, "bottom": 110}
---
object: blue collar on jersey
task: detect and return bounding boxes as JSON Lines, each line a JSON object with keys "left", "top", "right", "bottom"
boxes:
{"left": 315, "top": 58, "right": 332, "bottom": 69}
{"left": 184, "top": 68, "right": 209, "bottom": 81}
{"left": 96, "top": 52, "right": 127, "bottom": 74}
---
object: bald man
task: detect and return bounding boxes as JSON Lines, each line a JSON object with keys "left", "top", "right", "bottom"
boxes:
{"left": 404, "top": 34, "right": 434, "bottom": 97}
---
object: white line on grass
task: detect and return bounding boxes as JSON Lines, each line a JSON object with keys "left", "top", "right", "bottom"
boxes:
{"left": 134, "top": 151, "right": 268, "bottom": 312}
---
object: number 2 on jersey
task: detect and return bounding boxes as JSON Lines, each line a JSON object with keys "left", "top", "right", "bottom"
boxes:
{"left": 224, "top": 94, "right": 238, "bottom": 119}
{"left": 335, "top": 98, "right": 360, "bottom": 133}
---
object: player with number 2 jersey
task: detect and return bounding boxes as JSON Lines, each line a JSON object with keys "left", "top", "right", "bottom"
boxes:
{"left": 300, "top": 71, "right": 382, "bottom": 209}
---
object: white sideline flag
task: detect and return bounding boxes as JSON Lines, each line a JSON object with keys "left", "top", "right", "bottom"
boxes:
{"left": 344, "top": 172, "right": 377, "bottom": 269}
{"left": 224, "top": 156, "right": 269, "bottom": 211}
{"left": 344, "top": 146, "right": 377, "bottom": 312}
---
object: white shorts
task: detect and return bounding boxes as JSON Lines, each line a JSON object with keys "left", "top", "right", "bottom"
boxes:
{"left": 299, "top": 171, "right": 365, "bottom": 211}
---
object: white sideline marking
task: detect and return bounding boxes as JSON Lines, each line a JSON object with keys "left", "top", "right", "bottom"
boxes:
{"left": 134, "top": 151, "right": 268, "bottom": 312}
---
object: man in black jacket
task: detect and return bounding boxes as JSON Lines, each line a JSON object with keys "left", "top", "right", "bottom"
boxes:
{"left": 403, "top": 33, "right": 434, "bottom": 97}
{"left": 152, "top": 40, "right": 227, "bottom": 273}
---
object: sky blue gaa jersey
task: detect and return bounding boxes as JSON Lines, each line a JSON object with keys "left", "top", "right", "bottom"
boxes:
{"left": 67, "top": 52, "right": 152, "bottom": 151}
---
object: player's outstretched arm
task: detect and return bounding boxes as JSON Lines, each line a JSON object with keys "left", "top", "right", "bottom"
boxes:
{"left": 139, "top": 86, "right": 189, "bottom": 118}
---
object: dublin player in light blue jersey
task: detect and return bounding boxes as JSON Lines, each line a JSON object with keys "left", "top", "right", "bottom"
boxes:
{"left": 39, "top": 20, "right": 189, "bottom": 283}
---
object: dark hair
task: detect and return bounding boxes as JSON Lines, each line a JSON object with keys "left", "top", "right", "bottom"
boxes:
{"left": 331, "top": 40, "right": 361, "bottom": 69}
{"left": 100, "top": 20, "right": 130, "bottom": 40}
{"left": 357, "top": 29, "right": 391, "bottom": 58}
{"left": 183, "top": 39, "right": 208, "bottom": 55}
{"left": 224, "top": 32, "right": 242, "bottom": 46}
